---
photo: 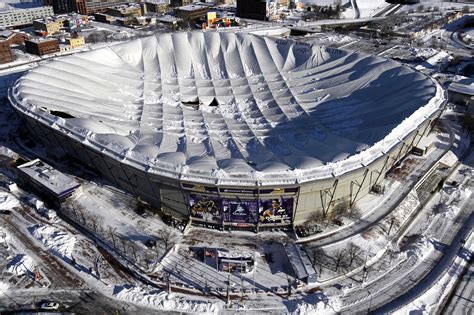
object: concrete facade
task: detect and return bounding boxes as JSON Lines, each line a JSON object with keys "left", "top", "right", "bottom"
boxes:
{"left": 9, "top": 84, "right": 443, "bottom": 231}
{"left": 0, "top": 6, "right": 54, "bottom": 28}
{"left": 65, "top": 35, "right": 84, "bottom": 48}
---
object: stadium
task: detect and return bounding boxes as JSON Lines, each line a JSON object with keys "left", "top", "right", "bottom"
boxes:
{"left": 9, "top": 32, "right": 446, "bottom": 231}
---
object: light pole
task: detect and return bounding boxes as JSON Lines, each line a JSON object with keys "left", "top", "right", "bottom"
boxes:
{"left": 367, "top": 290, "right": 373, "bottom": 314}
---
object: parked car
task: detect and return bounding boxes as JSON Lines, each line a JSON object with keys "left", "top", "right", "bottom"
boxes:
{"left": 38, "top": 301, "right": 60, "bottom": 310}
{"left": 144, "top": 238, "right": 157, "bottom": 248}
{"left": 0, "top": 210, "right": 11, "bottom": 215}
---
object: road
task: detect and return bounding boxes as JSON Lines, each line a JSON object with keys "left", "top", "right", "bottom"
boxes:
{"left": 0, "top": 288, "right": 164, "bottom": 314}
{"left": 443, "top": 263, "right": 474, "bottom": 314}
{"left": 298, "top": 114, "right": 453, "bottom": 247}
{"left": 338, "top": 149, "right": 473, "bottom": 313}
{"left": 0, "top": 195, "right": 165, "bottom": 314}
{"left": 0, "top": 214, "right": 84, "bottom": 288}
{"left": 373, "top": 148, "right": 474, "bottom": 313}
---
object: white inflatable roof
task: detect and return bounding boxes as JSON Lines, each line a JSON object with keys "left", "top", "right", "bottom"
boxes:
{"left": 11, "top": 32, "right": 445, "bottom": 186}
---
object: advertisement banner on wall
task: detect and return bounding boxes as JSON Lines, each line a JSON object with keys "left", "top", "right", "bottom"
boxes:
{"left": 259, "top": 197, "right": 293, "bottom": 224}
{"left": 189, "top": 194, "right": 221, "bottom": 223}
{"left": 223, "top": 199, "right": 258, "bottom": 224}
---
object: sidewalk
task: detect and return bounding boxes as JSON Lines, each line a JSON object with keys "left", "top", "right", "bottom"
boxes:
{"left": 338, "top": 144, "right": 473, "bottom": 313}
{"left": 297, "top": 116, "right": 455, "bottom": 247}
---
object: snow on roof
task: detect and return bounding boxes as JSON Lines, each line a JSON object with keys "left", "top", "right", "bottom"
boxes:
{"left": 176, "top": 4, "right": 208, "bottom": 11}
{"left": 448, "top": 77, "right": 474, "bottom": 96}
{"left": 285, "top": 243, "right": 316, "bottom": 281}
{"left": 415, "top": 132, "right": 437, "bottom": 149}
{"left": 156, "top": 15, "right": 182, "bottom": 23}
{"left": 17, "top": 159, "right": 80, "bottom": 197}
{"left": 0, "top": 30, "right": 14, "bottom": 39}
{"left": 26, "top": 37, "right": 58, "bottom": 43}
{"left": 10, "top": 32, "right": 445, "bottom": 186}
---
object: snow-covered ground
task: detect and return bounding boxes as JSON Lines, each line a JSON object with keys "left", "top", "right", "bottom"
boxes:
{"left": 340, "top": 0, "right": 388, "bottom": 19}
{"left": 415, "top": 51, "right": 452, "bottom": 73}
{"left": 395, "top": 232, "right": 473, "bottom": 314}
{"left": 62, "top": 181, "right": 180, "bottom": 272}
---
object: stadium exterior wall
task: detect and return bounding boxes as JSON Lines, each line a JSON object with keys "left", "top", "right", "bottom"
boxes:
{"left": 9, "top": 85, "right": 443, "bottom": 231}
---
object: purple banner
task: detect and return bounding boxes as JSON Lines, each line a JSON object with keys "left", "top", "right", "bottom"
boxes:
{"left": 223, "top": 199, "right": 258, "bottom": 224}
{"left": 259, "top": 197, "right": 293, "bottom": 224}
{"left": 189, "top": 194, "right": 221, "bottom": 223}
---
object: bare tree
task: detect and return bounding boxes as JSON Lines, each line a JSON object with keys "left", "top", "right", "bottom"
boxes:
{"left": 309, "top": 247, "right": 326, "bottom": 275}
{"left": 130, "top": 242, "right": 138, "bottom": 261}
{"left": 120, "top": 236, "right": 128, "bottom": 253}
{"left": 76, "top": 204, "right": 87, "bottom": 225}
{"left": 89, "top": 213, "right": 104, "bottom": 233}
{"left": 157, "top": 229, "right": 177, "bottom": 251}
{"left": 154, "top": 245, "right": 162, "bottom": 262}
{"left": 333, "top": 199, "right": 350, "bottom": 218}
{"left": 387, "top": 215, "right": 401, "bottom": 235}
{"left": 346, "top": 243, "right": 362, "bottom": 268}
{"left": 108, "top": 226, "right": 117, "bottom": 246}
{"left": 333, "top": 248, "right": 348, "bottom": 272}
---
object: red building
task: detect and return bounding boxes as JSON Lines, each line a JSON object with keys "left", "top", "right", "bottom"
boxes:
{"left": 0, "top": 40, "right": 14, "bottom": 64}
{"left": 0, "top": 30, "right": 29, "bottom": 46}
{"left": 25, "top": 38, "right": 60, "bottom": 56}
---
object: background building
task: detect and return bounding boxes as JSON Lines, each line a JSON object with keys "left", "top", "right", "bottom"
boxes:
{"left": 170, "top": 0, "right": 194, "bottom": 8}
{"left": 33, "top": 18, "right": 64, "bottom": 35}
{"left": 25, "top": 37, "right": 59, "bottom": 55}
{"left": 175, "top": 4, "right": 208, "bottom": 22}
{"left": 65, "top": 35, "right": 84, "bottom": 48}
{"left": 0, "top": 6, "right": 54, "bottom": 28}
{"left": 107, "top": 3, "right": 142, "bottom": 18}
{"left": 2, "top": 0, "right": 46, "bottom": 10}
{"left": 0, "top": 30, "right": 29, "bottom": 46}
{"left": 236, "top": 0, "right": 267, "bottom": 20}
{"left": 0, "top": 41, "right": 14, "bottom": 64}
{"left": 52, "top": 0, "right": 140, "bottom": 15}
{"left": 141, "top": 0, "right": 169, "bottom": 14}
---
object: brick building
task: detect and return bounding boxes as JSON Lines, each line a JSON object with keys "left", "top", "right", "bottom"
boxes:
{"left": 236, "top": 0, "right": 267, "bottom": 20}
{"left": 175, "top": 4, "right": 208, "bottom": 22}
{"left": 141, "top": 1, "right": 169, "bottom": 14}
{"left": 33, "top": 18, "right": 65, "bottom": 35}
{"left": 170, "top": 0, "right": 194, "bottom": 8}
{"left": 0, "top": 30, "right": 29, "bottom": 46}
{"left": 0, "top": 41, "right": 14, "bottom": 64}
{"left": 52, "top": 0, "right": 140, "bottom": 15}
{"left": 25, "top": 38, "right": 60, "bottom": 56}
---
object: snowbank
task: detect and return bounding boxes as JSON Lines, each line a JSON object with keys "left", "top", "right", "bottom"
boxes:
{"left": 0, "top": 192, "right": 20, "bottom": 210}
{"left": 29, "top": 225, "right": 76, "bottom": 259}
{"left": 114, "top": 285, "right": 221, "bottom": 314}
{"left": 5, "top": 254, "right": 35, "bottom": 276}
{"left": 0, "top": 282, "right": 9, "bottom": 295}
{"left": 285, "top": 292, "right": 339, "bottom": 314}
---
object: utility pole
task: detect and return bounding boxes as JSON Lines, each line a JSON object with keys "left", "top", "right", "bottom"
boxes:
{"left": 167, "top": 271, "right": 172, "bottom": 294}
{"left": 252, "top": 263, "right": 256, "bottom": 293}
{"left": 226, "top": 272, "right": 231, "bottom": 305}
{"left": 287, "top": 276, "right": 292, "bottom": 298}
{"left": 367, "top": 290, "right": 373, "bottom": 314}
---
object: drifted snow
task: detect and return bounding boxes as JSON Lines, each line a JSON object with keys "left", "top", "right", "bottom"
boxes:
{"left": 0, "top": 282, "right": 8, "bottom": 295}
{"left": 11, "top": 32, "right": 445, "bottom": 185}
{"left": 0, "top": 192, "right": 20, "bottom": 210}
{"left": 5, "top": 254, "right": 35, "bottom": 276}
{"left": 29, "top": 225, "right": 76, "bottom": 260}
{"left": 114, "top": 285, "right": 222, "bottom": 313}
